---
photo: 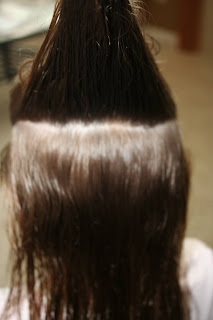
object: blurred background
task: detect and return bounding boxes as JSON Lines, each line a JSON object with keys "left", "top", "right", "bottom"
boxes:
{"left": 0, "top": 0, "right": 212, "bottom": 288}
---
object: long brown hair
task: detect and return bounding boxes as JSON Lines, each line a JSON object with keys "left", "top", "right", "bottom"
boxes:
{"left": 1, "top": 0, "right": 190, "bottom": 319}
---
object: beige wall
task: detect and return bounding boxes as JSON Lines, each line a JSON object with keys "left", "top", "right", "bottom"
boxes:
{"left": 146, "top": 0, "right": 213, "bottom": 54}
{"left": 201, "top": 0, "right": 213, "bottom": 55}
{"left": 145, "top": 0, "right": 178, "bottom": 31}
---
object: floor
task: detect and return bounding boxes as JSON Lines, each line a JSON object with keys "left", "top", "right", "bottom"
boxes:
{"left": 0, "top": 34, "right": 212, "bottom": 288}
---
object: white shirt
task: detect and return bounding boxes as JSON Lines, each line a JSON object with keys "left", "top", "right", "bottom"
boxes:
{"left": 0, "top": 238, "right": 213, "bottom": 320}
{"left": 181, "top": 238, "right": 213, "bottom": 320}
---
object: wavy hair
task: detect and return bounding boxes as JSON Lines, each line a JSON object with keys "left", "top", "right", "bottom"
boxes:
{"left": 1, "top": 0, "right": 190, "bottom": 319}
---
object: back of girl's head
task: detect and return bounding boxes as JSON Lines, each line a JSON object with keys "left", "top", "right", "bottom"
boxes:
{"left": 2, "top": 1, "right": 190, "bottom": 319}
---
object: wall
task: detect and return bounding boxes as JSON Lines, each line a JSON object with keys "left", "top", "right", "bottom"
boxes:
{"left": 145, "top": 0, "right": 213, "bottom": 54}
{"left": 145, "top": 0, "right": 178, "bottom": 30}
{"left": 201, "top": 0, "right": 213, "bottom": 55}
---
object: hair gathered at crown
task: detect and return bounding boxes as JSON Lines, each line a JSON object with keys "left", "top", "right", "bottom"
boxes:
{"left": 10, "top": 0, "right": 176, "bottom": 124}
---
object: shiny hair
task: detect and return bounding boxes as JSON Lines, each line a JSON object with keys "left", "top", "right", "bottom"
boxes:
{"left": 1, "top": 0, "right": 190, "bottom": 319}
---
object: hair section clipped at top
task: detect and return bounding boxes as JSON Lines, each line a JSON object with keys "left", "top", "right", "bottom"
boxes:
{"left": 10, "top": 0, "right": 176, "bottom": 124}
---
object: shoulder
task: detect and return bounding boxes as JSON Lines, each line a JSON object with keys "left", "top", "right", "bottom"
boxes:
{"left": 0, "top": 288, "right": 29, "bottom": 320}
{"left": 181, "top": 238, "right": 213, "bottom": 320}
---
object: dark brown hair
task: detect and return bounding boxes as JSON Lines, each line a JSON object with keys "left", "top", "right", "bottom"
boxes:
{"left": 11, "top": 0, "right": 175, "bottom": 124}
{"left": 1, "top": 0, "right": 190, "bottom": 319}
